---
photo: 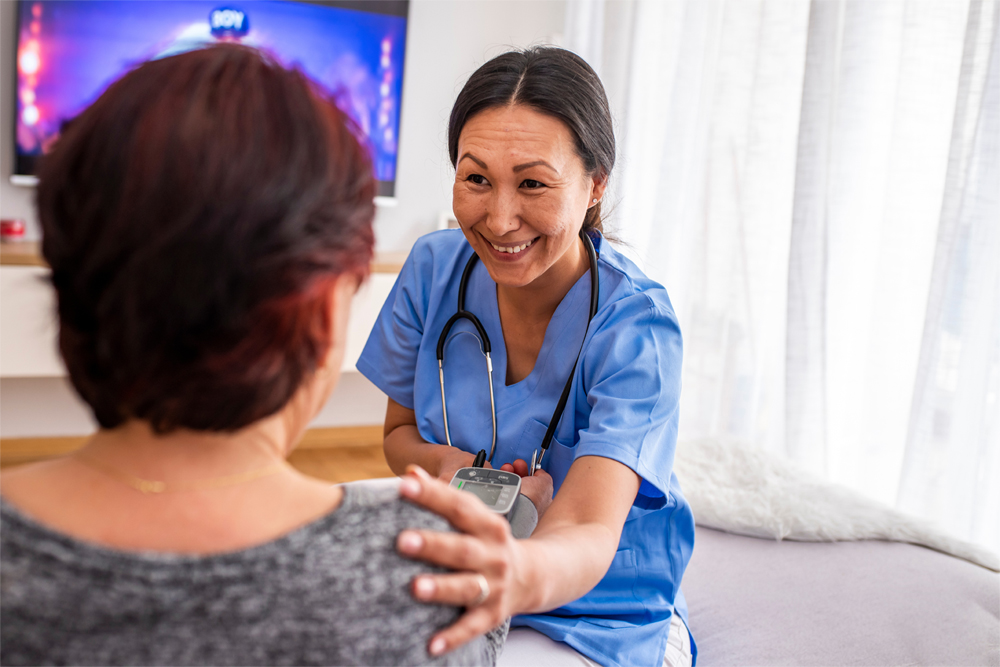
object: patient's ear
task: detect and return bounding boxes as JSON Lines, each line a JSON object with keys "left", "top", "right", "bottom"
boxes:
{"left": 282, "top": 274, "right": 359, "bottom": 449}
{"left": 323, "top": 273, "right": 359, "bottom": 377}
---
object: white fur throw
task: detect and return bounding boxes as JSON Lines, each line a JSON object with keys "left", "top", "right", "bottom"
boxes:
{"left": 674, "top": 437, "right": 999, "bottom": 572}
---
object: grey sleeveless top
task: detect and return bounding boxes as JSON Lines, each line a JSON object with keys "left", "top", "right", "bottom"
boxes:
{"left": 0, "top": 483, "right": 504, "bottom": 666}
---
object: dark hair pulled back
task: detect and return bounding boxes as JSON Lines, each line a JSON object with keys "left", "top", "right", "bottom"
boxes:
{"left": 448, "top": 47, "right": 615, "bottom": 234}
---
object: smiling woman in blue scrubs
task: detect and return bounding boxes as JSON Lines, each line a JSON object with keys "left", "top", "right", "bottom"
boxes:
{"left": 358, "top": 47, "right": 696, "bottom": 667}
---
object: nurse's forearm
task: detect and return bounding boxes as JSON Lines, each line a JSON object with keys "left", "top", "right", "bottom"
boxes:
{"left": 383, "top": 424, "right": 449, "bottom": 476}
{"left": 383, "top": 398, "right": 480, "bottom": 478}
{"left": 514, "top": 521, "right": 620, "bottom": 613}
{"left": 383, "top": 398, "right": 449, "bottom": 476}
{"left": 515, "top": 454, "right": 642, "bottom": 613}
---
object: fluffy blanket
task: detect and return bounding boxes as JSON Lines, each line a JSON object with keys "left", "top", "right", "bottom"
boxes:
{"left": 674, "top": 437, "right": 999, "bottom": 572}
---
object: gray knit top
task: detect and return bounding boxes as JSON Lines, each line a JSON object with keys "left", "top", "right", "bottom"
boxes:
{"left": 0, "top": 483, "right": 504, "bottom": 666}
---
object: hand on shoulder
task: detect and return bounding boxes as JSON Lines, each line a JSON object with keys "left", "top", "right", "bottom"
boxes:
{"left": 395, "top": 466, "right": 533, "bottom": 658}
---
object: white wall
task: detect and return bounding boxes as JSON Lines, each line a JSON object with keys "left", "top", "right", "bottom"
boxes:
{"left": 0, "top": 374, "right": 390, "bottom": 438}
{"left": 0, "top": 0, "right": 567, "bottom": 437}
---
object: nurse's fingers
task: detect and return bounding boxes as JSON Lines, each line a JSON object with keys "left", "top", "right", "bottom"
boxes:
{"left": 500, "top": 463, "right": 515, "bottom": 472}
{"left": 510, "top": 459, "right": 531, "bottom": 477}
{"left": 518, "top": 468, "right": 554, "bottom": 518}
{"left": 397, "top": 527, "right": 495, "bottom": 572}
{"left": 400, "top": 466, "right": 510, "bottom": 540}
{"left": 428, "top": 606, "right": 502, "bottom": 657}
{"left": 410, "top": 571, "right": 505, "bottom": 608}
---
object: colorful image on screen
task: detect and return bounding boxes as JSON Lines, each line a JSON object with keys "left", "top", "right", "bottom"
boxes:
{"left": 15, "top": 1, "right": 407, "bottom": 193}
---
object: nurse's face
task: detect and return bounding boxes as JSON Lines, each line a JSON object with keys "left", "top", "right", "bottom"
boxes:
{"left": 452, "top": 105, "right": 606, "bottom": 289}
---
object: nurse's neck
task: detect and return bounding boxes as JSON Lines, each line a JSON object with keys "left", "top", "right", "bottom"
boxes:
{"left": 498, "top": 236, "right": 590, "bottom": 325}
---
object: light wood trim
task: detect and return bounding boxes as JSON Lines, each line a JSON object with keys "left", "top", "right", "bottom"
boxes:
{"left": 0, "top": 435, "right": 86, "bottom": 465}
{"left": 0, "top": 243, "right": 405, "bottom": 273}
{"left": 0, "top": 425, "right": 384, "bottom": 468}
{"left": 0, "top": 241, "right": 44, "bottom": 267}
{"left": 297, "top": 425, "right": 383, "bottom": 449}
{"left": 370, "top": 252, "right": 407, "bottom": 274}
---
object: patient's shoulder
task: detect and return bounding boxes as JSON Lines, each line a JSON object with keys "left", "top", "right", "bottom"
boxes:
{"left": 296, "top": 481, "right": 493, "bottom": 665}
{"left": 0, "top": 458, "right": 81, "bottom": 529}
{"left": 1, "top": 479, "right": 494, "bottom": 666}
{"left": 341, "top": 477, "right": 451, "bottom": 531}
{"left": 314, "top": 480, "right": 454, "bottom": 575}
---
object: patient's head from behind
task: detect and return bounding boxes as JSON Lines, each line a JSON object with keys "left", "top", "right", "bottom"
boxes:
{"left": 37, "top": 44, "right": 375, "bottom": 435}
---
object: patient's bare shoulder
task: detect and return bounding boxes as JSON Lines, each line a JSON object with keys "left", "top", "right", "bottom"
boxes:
{"left": 0, "top": 458, "right": 82, "bottom": 525}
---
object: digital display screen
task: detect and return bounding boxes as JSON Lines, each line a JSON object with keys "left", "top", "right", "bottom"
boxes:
{"left": 460, "top": 481, "right": 502, "bottom": 506}
{"left": 14, "top": 0, "right": 407, "bottom": 196}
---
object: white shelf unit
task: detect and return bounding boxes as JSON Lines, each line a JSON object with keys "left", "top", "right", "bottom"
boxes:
{"left": 0, "top": 265, "right": 396, "bottom": 378}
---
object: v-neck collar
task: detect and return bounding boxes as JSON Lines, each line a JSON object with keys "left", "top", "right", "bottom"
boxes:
{"left": 480, "top": 261, "right": 591, "bottom": 400}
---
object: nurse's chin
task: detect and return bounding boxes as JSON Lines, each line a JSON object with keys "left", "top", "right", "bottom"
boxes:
{"left": 479, "top": 257, "right": 543, "bottom": 286}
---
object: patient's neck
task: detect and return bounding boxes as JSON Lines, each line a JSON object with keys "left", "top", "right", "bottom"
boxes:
{"left": 80, "top": 418, "right": 291, "bottom": 481}
{"left": 0, "top": 411, "right": 343, "bottom": 554}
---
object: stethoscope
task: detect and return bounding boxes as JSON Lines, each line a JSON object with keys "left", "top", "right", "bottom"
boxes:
{"left": 436, "top": 229, "right": 600, "bottom": 476}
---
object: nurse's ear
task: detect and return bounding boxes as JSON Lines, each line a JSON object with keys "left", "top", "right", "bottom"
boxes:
{"left": 588, "top": 172, "right": 608, "bottom": 208}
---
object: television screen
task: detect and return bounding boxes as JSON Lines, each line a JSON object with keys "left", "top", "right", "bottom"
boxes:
{"left": 13, "top": 0, "right": 408, "bottom": 199}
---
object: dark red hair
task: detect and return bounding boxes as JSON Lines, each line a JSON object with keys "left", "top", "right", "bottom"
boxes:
{"left": 37, "top": 45, "right": 375, "bottom": 432}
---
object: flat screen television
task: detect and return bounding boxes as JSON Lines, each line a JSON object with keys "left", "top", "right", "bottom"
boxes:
{"left": 12, "top": 0, "right": 408, "bottom": 203}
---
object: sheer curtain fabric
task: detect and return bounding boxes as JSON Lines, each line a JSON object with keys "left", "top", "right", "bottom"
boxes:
{"left": 565, "top": 0, "right": 999, "bottom": 552}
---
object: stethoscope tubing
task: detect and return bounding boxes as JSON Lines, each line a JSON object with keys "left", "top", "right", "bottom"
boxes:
{"left": 436, "top": 229, "right": 599, "bottom": 475}
{"left": 535, "top": 231, "right": 599, "bottom": 471}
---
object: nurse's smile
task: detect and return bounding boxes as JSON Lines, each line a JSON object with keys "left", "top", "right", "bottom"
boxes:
{"left": 484, "top": 235, "right": 539, "bottom": 261}
{"left": 452, "top": 105, "right": 604, "bottom": 291}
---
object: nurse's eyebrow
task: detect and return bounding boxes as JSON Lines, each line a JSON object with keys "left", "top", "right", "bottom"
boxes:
{"left": 513, "top": 160, "right": 558, "bottom": 174}
{"left": 459, "top": 153, "right": 487, "bottom": 169}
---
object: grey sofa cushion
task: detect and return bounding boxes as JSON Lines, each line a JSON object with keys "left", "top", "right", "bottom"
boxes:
{"left": 684, "top": 526, "right": 999, "bottom": 666}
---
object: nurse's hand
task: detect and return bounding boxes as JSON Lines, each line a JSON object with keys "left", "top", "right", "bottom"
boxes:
{"left": 397, "top": 465, "right": 528, "bottom": 657}
{"left": 436, "top": 447, "right": 491, "bottom": 483}
{"left": 500, "top": 459, "right": 554, "bottom": 519}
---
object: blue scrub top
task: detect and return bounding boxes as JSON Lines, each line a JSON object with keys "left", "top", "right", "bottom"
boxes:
{"left": 358, "top": 230, "right": 696, "bottom": 667}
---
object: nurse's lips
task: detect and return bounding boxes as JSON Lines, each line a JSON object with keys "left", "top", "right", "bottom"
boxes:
{"left": 483, "top": 236, "right": 540, "bottom": 262}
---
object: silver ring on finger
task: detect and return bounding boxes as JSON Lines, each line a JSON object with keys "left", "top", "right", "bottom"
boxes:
{"left": 471, "top": 573, "right": 490, "bottom": 606}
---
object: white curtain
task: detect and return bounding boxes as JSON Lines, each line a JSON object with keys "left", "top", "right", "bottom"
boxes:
{"left": 566, "top": 0, "right": 1000, "bottom": 553}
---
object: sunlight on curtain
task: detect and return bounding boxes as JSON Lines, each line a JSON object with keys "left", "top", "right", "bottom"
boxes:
{"left": 567, "top": 0, "right": 999, "bottom": 552}
{"left": 898, "top": 1, "right": 999, "bottom": 551}
{"left": 794, "top": 0, "right": 968, "bottom": 505}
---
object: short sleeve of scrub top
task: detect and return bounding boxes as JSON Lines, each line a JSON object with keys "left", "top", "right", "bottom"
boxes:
{"left": 357, "top": 230, "right": 697, "bottom": 667}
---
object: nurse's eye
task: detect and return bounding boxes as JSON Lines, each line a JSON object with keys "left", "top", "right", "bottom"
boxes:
{"left": 520, "top": 179, "right": 546, "bottom": 190}
{"left": 467, "top": 174, "right": 489, "bottom": 186}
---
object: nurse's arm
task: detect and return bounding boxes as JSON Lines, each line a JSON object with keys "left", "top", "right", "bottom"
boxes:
{"left": 383, "top": 398, "right": 482, "bottom": 479}
{"left": 397, "top": 455, "right": 640, "bottom": 656}
{"left": 518, "top": 454, "right": 641, "bottom": 609}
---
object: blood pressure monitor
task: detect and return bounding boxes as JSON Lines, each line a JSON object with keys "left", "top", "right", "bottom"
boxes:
{"left": 450, "top": 468, "right": 522, "bottom": 516}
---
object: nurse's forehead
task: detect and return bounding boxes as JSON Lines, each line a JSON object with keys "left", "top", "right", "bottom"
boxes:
{"left": 458, "top": 106, "right": 578, "bottom": 166}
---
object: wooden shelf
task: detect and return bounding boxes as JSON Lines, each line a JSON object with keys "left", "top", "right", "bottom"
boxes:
{"left": 0, "top": 242, "right": 405, "bottom": 273}
{"left": 370, "top": 252, "right": 407, "bottom": 274}
{"left": 0, "top": 241, "right": 43, "bottom": 267}
{"left": 0, "top": 425, "right": 384, "bottom": 469}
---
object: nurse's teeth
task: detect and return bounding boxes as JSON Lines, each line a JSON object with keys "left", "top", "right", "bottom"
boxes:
{"left": 491, "top": 239, "right": 534, "bottom": 253}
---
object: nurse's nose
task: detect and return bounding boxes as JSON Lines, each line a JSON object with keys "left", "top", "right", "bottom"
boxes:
{"left": 484, "top": 186, "right": 521, "bottom": 237}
